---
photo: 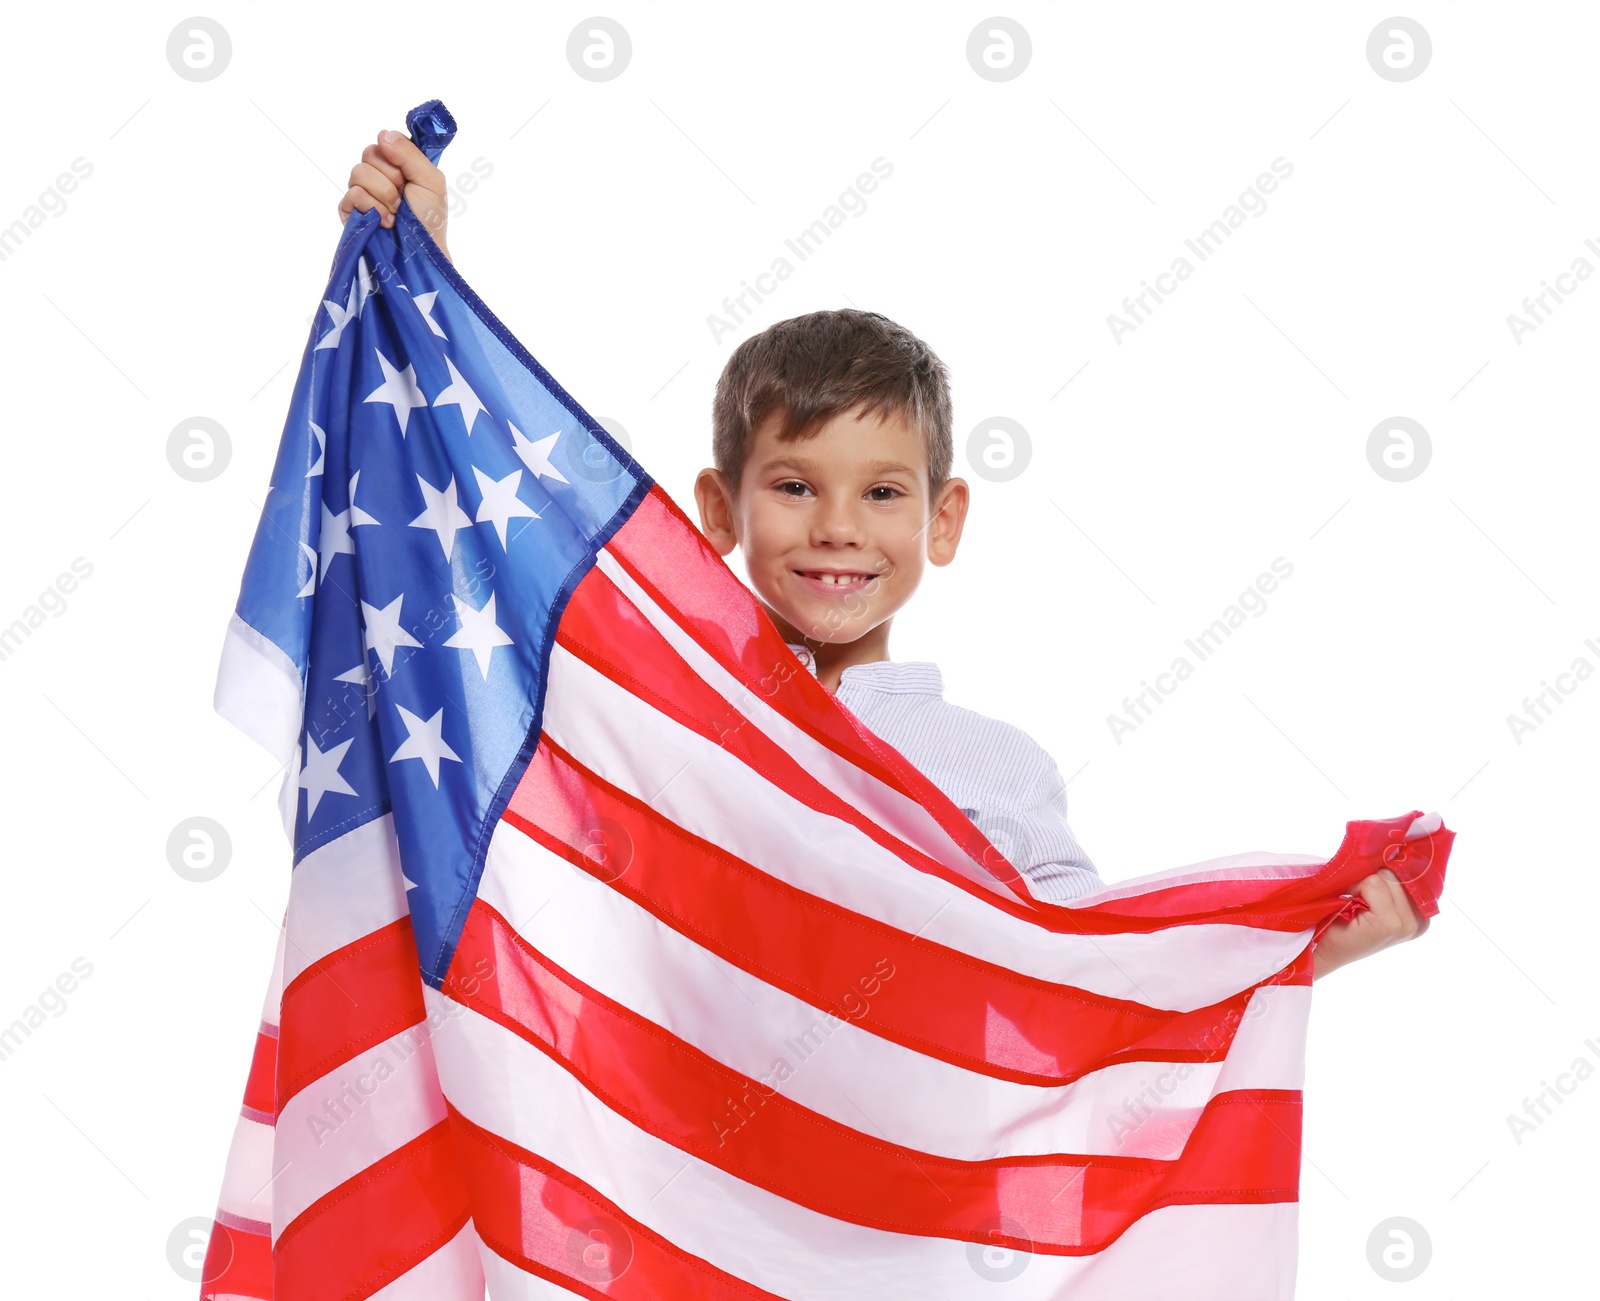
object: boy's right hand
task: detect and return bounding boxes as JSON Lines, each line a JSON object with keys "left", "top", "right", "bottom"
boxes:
{"left": 337, "top": 128, "right": 452, "bottom": 263}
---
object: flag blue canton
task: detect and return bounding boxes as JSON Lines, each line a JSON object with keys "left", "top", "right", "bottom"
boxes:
{"left": 231, "top": 100, "right": 651, "bottom": 984}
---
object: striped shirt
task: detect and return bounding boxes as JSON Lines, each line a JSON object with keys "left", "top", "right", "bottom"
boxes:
{"left": 785, "top": 642, "right": 1102, "bottom": 904}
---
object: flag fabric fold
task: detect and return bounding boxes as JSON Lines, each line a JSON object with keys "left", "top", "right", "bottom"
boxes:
{"left": 200, "top": 99, "right": 1454, "bottom": 1301}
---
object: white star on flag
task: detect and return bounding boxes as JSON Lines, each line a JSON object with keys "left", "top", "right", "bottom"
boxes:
{"left": 444, "top": 591, "right": 514, "bottom": 679}
{"left": 355, "top": 254, "right": 384, "bottom": 316}
{"left": 296, "top": 542, "right": 318, "bottom": 599}
{"left": 510, "top": 424, "right": 570, "bottom": 484}
{"left": 361, "top": 594, "right": 423, "bottom": 677}
{"left": 433, "top": 354, "right": 489, "bottom": 434}
{"left": 389, "top": 704, "right": 462, "bottom": 788}
{"left": 318, "top": 503, "right": 355, "bottom": 577}
{"left": 318, "top": 475, "right": 381, "bottom": 578}
{"left": 409, "top": 474, "right": 473, "bottom": 562}
{"left": 306, "top": 422, "right": 326, "bottom": 477}
{"left": 471, "top": 466, "right": 539, "bottom": 548}
{"left": 350, "top": 470, "right": 380, "bottom": 521}
{"left": 334, "top": 658, "right": 377, "bottom": 719}
{"left": 364, "top": 350, "right": 429, "bottom": 436}
{"left": 414, "top": 291, "right": 448, "bottom": 340}
{"left": 313, "top": 280, "right": 359, "bottom": 352}
{"left": 348, "top": 471, "right": 381, "bottom": 524}
{"left": 298, "top": 735, "right": 358, "bottom": 818}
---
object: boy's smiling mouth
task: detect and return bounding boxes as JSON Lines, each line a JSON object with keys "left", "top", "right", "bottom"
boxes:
{"left": 792, "top": 567, "right": 882, "bottom": 594}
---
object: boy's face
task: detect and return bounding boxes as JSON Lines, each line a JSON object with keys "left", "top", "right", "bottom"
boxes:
{"left": 693, "top": 404, "right": 968, "bottom": 651}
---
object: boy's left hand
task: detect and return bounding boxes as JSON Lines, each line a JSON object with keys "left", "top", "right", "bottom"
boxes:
{"left": 1311, "top": 867, "right": 1430, "bottom": 980}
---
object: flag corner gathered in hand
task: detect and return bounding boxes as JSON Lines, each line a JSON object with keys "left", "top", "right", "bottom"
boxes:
{"left": 199, "top": 97, "right": 1455, "bottom": 1301}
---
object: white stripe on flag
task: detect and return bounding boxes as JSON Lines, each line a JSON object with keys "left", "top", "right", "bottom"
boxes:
{"left": 481, "top": 1246, "right": 589, "bottom": 1298}
{"left": 367, "top": 1219, "right": 487, "bottom": 1301}
{"left": 282, "top": 814, "right": 410, "bottom": 988}
{"left": 260, "top": 912, "right": 287, "bottom": 1030}
{"left": 215, "top": 1112, "right": 275, "bottom": 1227}
{"left": 1081, "top": 850, "right": 1329, "bottom": 901}
{"left": 272, "top": 1024, "right": 450, "bottom": 1242}
{"left": 215, "top": 611, "right": 305, "bottom": 767}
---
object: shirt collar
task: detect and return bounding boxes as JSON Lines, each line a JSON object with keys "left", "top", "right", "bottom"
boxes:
{"left": 785, "top": 642, "right": 944, "bottom": 697}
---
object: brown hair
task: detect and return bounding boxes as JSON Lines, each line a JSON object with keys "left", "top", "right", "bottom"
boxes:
{"left": 711, "top": 308, "right": 953, "bottom": 499}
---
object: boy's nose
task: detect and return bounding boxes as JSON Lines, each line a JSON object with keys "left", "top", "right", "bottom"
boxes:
{"left": 810, "top": 502, "right": 867, "bottom": 546}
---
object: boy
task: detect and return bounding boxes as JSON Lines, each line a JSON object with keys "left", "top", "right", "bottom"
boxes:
{"left": 339, "top": 128, "right": 1429, "bottom": 980}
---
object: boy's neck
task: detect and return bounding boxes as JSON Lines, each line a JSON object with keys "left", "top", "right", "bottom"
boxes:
{"left": 763, "top": 605, "right": 892, "bottom": 694}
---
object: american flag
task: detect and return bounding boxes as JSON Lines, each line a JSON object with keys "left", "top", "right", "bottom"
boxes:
{"left": 200, "top": 100, "right": 1454, "bottom": 1300}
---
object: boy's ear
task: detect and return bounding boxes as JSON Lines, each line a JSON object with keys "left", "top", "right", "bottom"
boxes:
{"left": 925, "top": 476, "right": 970, "bottom": 567}
{"left": 693, "top": 467, "right": 739, "bottom": 557}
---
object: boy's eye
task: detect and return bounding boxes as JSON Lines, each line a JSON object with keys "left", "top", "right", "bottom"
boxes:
{"left": 776, "top": 480, "right": 812, "bottom": 497}
{"left": 867, "top": 484, "right": 902, "bottom": 502}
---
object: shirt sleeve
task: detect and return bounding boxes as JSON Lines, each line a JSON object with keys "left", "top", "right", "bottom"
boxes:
{"left": 998, "top": 752, "right": 1102, "bottom": 905}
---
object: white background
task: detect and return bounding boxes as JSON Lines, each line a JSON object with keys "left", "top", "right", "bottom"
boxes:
{"left": 0, "top": 3, "right": 1593, "bottom": 1296}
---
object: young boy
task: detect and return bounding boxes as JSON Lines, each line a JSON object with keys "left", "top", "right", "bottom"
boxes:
{"left": 339, "top": 128, "right": 1429, "bottom": 980}
{"left": 693, "top": 308, "right": 1103, "bottom": 907}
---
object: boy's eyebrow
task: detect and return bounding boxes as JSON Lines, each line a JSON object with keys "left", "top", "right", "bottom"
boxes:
{"left": 762, "top": 456, "right": 919, "bottom": 476}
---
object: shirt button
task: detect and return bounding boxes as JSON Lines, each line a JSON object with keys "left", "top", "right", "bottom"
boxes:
{"left": 795, "top": 648, "right": 812, "bottom": 665}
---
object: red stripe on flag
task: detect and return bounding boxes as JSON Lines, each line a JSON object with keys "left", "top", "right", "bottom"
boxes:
{"left": 448, "top": 1100, "right": 787, "bottom": 1300}
{"left": 200, "top": 1217, "right": 272, "bottom": 1300}
{"left": 243, "top": 1028, "right": 279, "bottom": 1120}
{"left": 276, "top": 918, "right": 426, "bottom": 1110}
{"left": 1059, "top": 812, "right": 1455, "bottom": 924}
{"left": 272, "top": 1120, "right": 471, "bottom": 1301}
{"left": 504, "top": 739, "right": 1296, "bottom": 1086}
{"left": 444, "top": 899, "right": 1303, "bottom": 1252}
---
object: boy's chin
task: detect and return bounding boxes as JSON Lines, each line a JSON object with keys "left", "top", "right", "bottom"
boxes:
{"left": 758, "top": 597, "right": 871, "bottom": 647}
